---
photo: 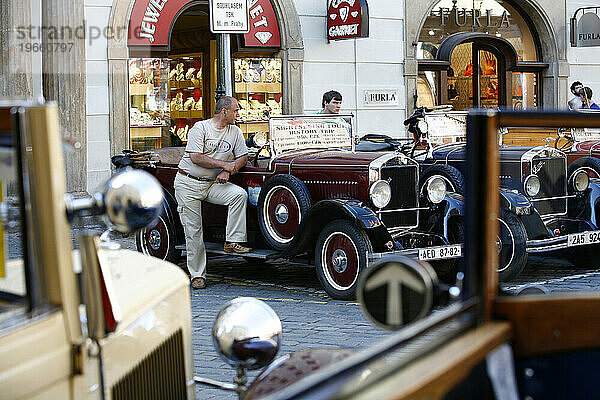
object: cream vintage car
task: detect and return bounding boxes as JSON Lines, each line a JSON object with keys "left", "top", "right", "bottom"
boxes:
{"left": 0, "top": 103, "right": 195, "bottom": 399}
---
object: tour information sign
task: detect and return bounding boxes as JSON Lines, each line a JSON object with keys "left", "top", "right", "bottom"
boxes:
{"left": 209, "top": 0, "right": 250, "bottom": 33}
{"left": 269, "top": 115, "right": 354, "bottom": 156}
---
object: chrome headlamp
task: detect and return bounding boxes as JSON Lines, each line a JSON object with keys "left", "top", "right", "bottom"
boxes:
{"left": 370, "top": 180, "right": 392, "bottom": 209}
{"left": 426, "top": 177, "right": 447, "bottom": 204}
{"left": 573, "top": 170, "right": 590, "bottom": 192}
{"left": 524, "top": 174, "right": 541, "bottom": 197}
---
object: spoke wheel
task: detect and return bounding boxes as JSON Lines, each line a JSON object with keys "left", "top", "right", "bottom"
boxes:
{"left": 316, "top": 220, "right": 372, "bottom": 300}
{"left": 136, "top": 215, "right": 181, "bottom": 263}
{"left": 258, "top": 175, "right": 312, "bottom": 250}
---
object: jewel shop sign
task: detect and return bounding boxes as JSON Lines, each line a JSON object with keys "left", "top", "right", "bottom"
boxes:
{"left": 327, "top": 0, "right": 369, "bottom": 41}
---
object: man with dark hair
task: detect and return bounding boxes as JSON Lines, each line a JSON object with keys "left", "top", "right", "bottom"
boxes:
{"left": 319, "top": 90, "right": 342, "bottom": 114}
{"left": 174, "top": 95, "right": 251, "bottom": 290}
{"left": 568, "top": 81, "right": 584, "bottom": 110}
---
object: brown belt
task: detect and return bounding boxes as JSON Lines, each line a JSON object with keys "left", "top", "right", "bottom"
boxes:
{"left": 178, "top": 168, "right": 212, "bottom": 182}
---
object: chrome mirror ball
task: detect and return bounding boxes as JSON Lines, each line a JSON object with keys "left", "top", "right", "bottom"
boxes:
{"left": 102, "top": 169, "right": 163, "bottom": 234}
{"left": 212, "top": 297, "right": 282, "bottom": 370}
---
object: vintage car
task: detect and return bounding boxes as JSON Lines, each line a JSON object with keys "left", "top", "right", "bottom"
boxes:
{"left": 193, "top": 110, "right": 600, "bottom": 400}
{"left": 553, "top": 122, "right": 600, "bottom": 180}
{"left": 115, "top": 115, "right": 465, "bottom": 299}
{"left": 0, "top": 103, "right": 197, "bottom": 398}
{"left": 359, "top": 107, "right": 600, "bottom": 282}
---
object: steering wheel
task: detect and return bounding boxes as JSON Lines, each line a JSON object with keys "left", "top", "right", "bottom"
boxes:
{"left": 250, "top": 145, "right": 270, "bottom": 167}
{"left": 555, "top": 129, "right": 574, "bottom": 150}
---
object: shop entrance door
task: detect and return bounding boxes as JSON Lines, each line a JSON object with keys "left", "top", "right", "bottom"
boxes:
{"left": 448, "top": 43, "right": 506, "bottom": 110}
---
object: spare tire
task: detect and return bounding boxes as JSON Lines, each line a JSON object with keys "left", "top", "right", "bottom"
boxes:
{"left": 257, "top": 174, "right": 312, "bottom": 250}
{"left": 568, "top": 156, "right": 600, "bottom": 180}
{"left": 420, "top": 164, "right": 465, "bottom": 195}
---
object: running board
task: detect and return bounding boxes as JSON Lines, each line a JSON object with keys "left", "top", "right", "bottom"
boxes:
{"left": 175, "top": 242, "right": 280, "bottom": 260}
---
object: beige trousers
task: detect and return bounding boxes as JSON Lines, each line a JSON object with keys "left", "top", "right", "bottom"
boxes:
{"left": 174, "top": 173, "right": 248, "bottom": 279}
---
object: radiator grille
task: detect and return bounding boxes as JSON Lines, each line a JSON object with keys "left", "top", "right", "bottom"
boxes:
{"left": 380, "top": 165, "right": 418, "bottom": 228}
{"left": 533, "top": 157, "right": 567, "bottom": 216}
{"left": 112, "top": 329, "right": 187, "bottom": 400}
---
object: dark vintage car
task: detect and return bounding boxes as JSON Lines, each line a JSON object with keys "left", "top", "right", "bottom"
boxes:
{"left": 358, "top": 108, "right": 600, "bottom": 281}
{"left": 114, "top": 115, "right": 465, "bottom": 299}
{"left": 194, "top": 110, "right": 600, "bottom": 400}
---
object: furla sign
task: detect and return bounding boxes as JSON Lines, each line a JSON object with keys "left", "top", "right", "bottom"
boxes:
{"left": 571, "top": 12, "right": 600, "bottom": 47}
{"left": 364, "top": 90, "right": 399, "bottom": 106}
{"left": 327, "top": 0, "right": 369, "bottom": 41}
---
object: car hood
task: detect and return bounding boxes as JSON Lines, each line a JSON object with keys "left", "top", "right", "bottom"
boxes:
{"left": 274, "top": 149, "right": 392, "bottom": 167}
{"left": 431, "top": 144, "right": 541, "bottom": 162}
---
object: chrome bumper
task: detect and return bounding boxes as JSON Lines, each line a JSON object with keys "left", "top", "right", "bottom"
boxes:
{"left": 527, "top": 229, "right": 600, "bottom": 253}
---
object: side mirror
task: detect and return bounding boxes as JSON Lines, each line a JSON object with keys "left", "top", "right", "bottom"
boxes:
{"left": 195, "top": 297, "right": 282, "bottom": 394}
{"left": 65, "top": 169, "right": 163, "bottom": 234}
{"left": 212, "top": 297, "right": 282, "bottom": 370}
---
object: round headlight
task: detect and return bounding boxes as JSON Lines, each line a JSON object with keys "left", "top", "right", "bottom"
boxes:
{"left": 426, "top": 177, "right": 447, "bottom": 204}
{"left": 417, "top": 120, "right": 429, "bottom": 134}
{"left": 573, "top": 170, "right": 590, "bottom": 192}
{"left": 370, "top": 180, "right": 392, "bottom": 209}
{"left": 524, "top": 175, "right": 541, "bottom": 197}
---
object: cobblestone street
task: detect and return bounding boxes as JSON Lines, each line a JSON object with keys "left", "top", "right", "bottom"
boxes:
{"left": 59, "top": 218, "right": 600, "bottom": 399}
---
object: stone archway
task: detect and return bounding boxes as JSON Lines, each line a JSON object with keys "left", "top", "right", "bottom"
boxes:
{"left": 404, "top": 0, "right": 565, "bottom": 114}
{"left": 107, "top": 0, "right": 304, "bottom": 157}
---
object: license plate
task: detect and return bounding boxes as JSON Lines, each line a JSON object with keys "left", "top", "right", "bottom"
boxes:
{"left": 418, "top": 245, "right": 463, "bottom": 261}
{"left": 567, "top": 230, "right": 600, "bottom": 247}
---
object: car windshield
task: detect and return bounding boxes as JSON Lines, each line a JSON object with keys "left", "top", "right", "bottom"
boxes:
{"left": 268, "top": 114, "right": 354, "bottom": 156}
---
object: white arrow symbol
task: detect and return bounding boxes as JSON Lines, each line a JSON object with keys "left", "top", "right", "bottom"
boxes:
{"left": 365, "top": 263, "right": 425, "bottom": 325}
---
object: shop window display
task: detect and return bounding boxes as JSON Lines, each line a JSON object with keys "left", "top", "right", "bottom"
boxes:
{"left": 234, "top": 58, "right": 282, "bottom": 139}
{"left": 128, "top": 55, "right": 282, "bottom": 150}
{"left": 128, "top": 58, "right": 169, "bottom": 151}
{"left": 169, "top": 54, "right": 206, "bottom": 144}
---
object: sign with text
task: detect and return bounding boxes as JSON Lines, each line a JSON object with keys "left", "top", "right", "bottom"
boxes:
{"left": 571, "top": 127, "right": 600, "bottom": 142}
{"left": 327, "top": 0, "right": 369, "bottom": 41}
{"left": 243, "top": 0, "right": 281, "bottom": 47}
{"left": 364, "top": 90, "right": 399, "bottom": 106}
{"left": 269, "top": 115, "right": 354, "bottom": 156}
{"left": 209, "top": 0, "right": 250, "bottom": 33}
{"left": 425, "top": 112, "right": 467, "bottom": 144}
{"left": 575, "top": 12, "right": 600, "bottom": 47}
{"left": 128, "top": 0, "right": 194, "bottom": 46}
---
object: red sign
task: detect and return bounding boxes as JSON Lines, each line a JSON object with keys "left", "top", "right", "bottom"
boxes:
{"left": 327, "top": 0, "right": 369, "bottom": 41}
{"left": 128, "top": 0, "right": 281, "bottom": 48}
{"left": 128, "top": 0, "right": 194, "bottom": 47}
{"left": 243, "top": 0, "right": 281, "bottom": 47}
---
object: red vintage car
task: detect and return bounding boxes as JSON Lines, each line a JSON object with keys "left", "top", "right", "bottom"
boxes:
{"left": 554, "top": 126, "right": 600, "bottom": 179}
{"left": 114, "top": 115, "right": 465, "bottom": 299}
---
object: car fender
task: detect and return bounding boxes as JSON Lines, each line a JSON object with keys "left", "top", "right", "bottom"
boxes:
{"left": 499, "top": 189, "right": 551, "bottom": 239}
{"left": 499, "top": 189, "right": 531, "bottom": 215}
{"left": 441, "top": 192, "right": 465, "bottom": 239}
{"left": 572, "top": 179, "right": 600, "bottom": 228}
{"left": 279, "top": 199, "right": 394, "bottom": 257}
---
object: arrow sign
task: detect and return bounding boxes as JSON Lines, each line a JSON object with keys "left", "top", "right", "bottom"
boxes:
{"left": 357, "top": 257, "right": 434, "bottom": 330}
